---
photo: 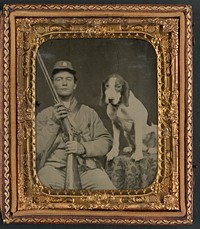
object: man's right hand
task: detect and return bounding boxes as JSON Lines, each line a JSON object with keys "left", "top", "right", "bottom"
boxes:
{"left": 52, "top": 103, "right": 69, "bottom": 124}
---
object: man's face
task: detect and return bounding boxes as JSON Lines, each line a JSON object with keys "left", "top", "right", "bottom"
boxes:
{"left": 53, "top": 71, "right": 77, "bottom": 98}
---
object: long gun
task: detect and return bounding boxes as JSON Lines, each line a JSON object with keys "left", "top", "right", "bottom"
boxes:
{"left": 37, "top": 51, "right": 81, "bottom": 189}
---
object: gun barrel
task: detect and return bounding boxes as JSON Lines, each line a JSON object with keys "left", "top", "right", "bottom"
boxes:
{"left": 37, "top": 51, "right": 59, "bottom": 103}
{"left": 37, "top": 51, "right": 80, "bottom": 189}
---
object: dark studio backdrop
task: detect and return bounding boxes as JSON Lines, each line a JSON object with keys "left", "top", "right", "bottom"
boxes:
{"left": 36, "top": 38, "right": 157, "bottom": 136}
{"left": 0, "top": 0, "right": 200, "bottom": 229}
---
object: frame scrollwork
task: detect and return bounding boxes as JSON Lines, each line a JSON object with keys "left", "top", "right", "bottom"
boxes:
{"left": 0, "top": 4, "right": 193, "bottom": 225}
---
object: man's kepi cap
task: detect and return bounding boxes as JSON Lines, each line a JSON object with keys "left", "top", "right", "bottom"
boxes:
{"left": 53, "top": 60, "right": 74, "bottom": 71}
{"left": 52, "top": 60, "right": 76, "bottom": 77}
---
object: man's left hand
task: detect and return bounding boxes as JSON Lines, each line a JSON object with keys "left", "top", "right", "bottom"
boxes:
{"left": 65, "top": 141, "right": 86, "bottom": 155}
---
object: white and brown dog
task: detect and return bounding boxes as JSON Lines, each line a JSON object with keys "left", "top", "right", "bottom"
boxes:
{"left": 100, "top": 73, "right": 157, "bottom": 162}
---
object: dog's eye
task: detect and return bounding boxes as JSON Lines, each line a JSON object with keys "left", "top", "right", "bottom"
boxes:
{"left": 116, "top": 85, "right": 122, "bottom": 90}
{"left": 105, "top": 84, "right": 109, "bottom": 88}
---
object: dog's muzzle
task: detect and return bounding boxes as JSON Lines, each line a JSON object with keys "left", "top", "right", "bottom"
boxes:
{"left": 108, "top": 99, "right": 114, "bottom": 103}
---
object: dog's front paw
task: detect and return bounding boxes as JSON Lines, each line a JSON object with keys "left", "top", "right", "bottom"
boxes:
{"left": 123, "top": 146, "right": 133, "bottom": 153}
{"left": 106, "top": 148, "right": 119, "bottom": 161}
{"left": 131, "top": 151, "right": 144, "bottom": 162}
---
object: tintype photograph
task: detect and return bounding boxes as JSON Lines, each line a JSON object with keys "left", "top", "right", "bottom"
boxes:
{"left": 0, "top": 4, "right": 193, "bottom": 225}
{"left": 36, "top": 39, "right": 157, "bottom": 190}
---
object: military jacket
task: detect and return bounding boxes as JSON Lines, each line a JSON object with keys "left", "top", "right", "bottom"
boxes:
{"left": 36, "top": 97, "right": 112, "bottom": 171}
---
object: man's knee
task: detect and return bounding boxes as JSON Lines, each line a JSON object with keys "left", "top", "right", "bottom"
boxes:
{"left": 80, "top": 169, "right": 116, "bottom": 190}
{"left": 38, "top": 165, "right": 65, "bottom": 189}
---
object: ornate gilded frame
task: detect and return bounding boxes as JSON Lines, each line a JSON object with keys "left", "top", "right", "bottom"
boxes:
{"left": 0, "top": 4, "right": 193, "bottom": 225}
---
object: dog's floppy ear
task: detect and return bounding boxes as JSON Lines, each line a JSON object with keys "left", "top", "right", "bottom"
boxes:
{"left": 122, "top": 80, "right": 130, "bottom": 107}
{"left": 99, "top": 79, "right": 107, "bottom": 106}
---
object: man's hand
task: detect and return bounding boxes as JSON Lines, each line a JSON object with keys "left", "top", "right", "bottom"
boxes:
{"left": 52, "top": 103, "right": 69, "bottom": 123}
{"left": 65, "top": 141, "right": 86, "bottom": 155}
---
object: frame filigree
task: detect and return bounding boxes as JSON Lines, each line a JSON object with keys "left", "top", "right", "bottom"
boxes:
{"left": 1, "top": 4, "right": 193, "bottom": 225}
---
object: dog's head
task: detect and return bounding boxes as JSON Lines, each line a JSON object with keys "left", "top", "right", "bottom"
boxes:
{"left": 100, "top": 74, "right": 130, "bottom": 107}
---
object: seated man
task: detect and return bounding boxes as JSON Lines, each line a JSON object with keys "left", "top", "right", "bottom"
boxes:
{"left": 36, "top": 60, "right": 116, "bottom": 190}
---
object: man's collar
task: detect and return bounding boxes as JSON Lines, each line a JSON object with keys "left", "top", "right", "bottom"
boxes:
{"left": 68, "top": 96, "right": 79, "bottom": 113}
